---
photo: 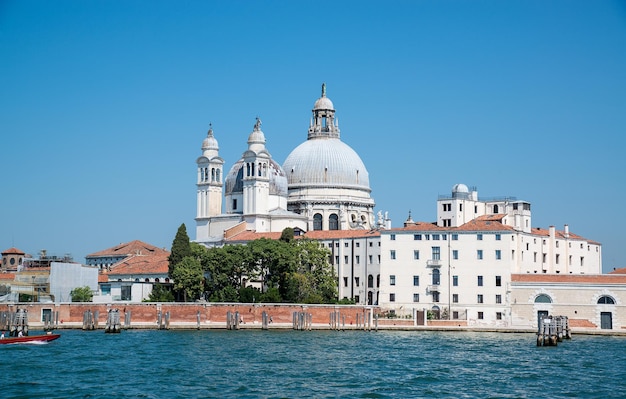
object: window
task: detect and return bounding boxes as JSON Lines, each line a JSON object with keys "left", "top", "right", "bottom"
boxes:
{"left": 101, "top": 284, "right": 111, "bottom": 295}
{"left": 477, "top": 294, "right": 483, "bottom": 304}
{"left": 344, "top": 256, "right": 349, "bottom": 264}
{"left": 343, "top": 277, "right": 348, "bottom": 287}
{"left": 432, "top": 292, "right": 440, "bottom": 302}
{"left": 390, "top": 250, "right": 396, "bottom": 260}
{"left": 313, "top": 213, "right": 322, "bottom": 230}
{"left": 329, "top": 214, "right": 339, "bottom": 230}
{"left": 477, "top": 233, "right": 483, "bottom": 240}
{"left": 477, "top": 250, "right": 483, "bottom": 260}
{"left": 413, "top": 293, "right": 419, "bottom": 303}
{"left": 534, "top": 252, "right": 537, "bottom": 262}
{"left": 453, "top": 311, "right": 459, "bottom": 319}
{"left": 369, "top": 242, "right": 373, "bottom": 247}
{"left": 355, "top": 256, "right": 360, "bottom": 264}
{"left": 432, "top": 234, "right": 440, "bottom": 240}
{"left": 355, "top": 277, "right": 360, "bottom": 287}
{"left": 534, "top": 294, "right": 552, "bottom": 303}
{"left": 334, "top": 256, "right": 339, "bottom": 265}
{"left": 452, "top": 294, "right": 458, "bottom": 303}
{"left": 556, "top": 241, "right": 559, "bottom": 248}
{"left": 452, "top": 234, "right": 458, "bottom": 240}
{"left": 368, "top": 275, "right": 374, "bottom": 288}
{"left": 344, "top": 242, "right": 349, "bottom": 247}
{"left": 414, "top": 250, "right": 420, "bottom": 260}
{"left": 477, "top": 276, "right": 483, "bottom": 286}
{"left": 391, "top": 234, "right": 396, "bottom": 240}
{"left": 442, "top": 234, "right": 447, "bottom": 240}
{"left": 443, "top": 203, "right": 451, "bottom": 211}
{"left": 354, "top": 295, "right": 360, "bottom": 303}
{"left": 542, "top": 253, "right": 547, "bottom": 263}
{"left": 232, "top": 198, "right": 238, "bottom": 210}
{"left": 443, "top": 219, "right": 451, "bottom": 227}
{"left": 452, "top": 250, "right": 458, "bottom": 260}
{"left": 556, "top": 254, "right": 560, "bottom": 264}
{"left": 414, "top": 234, "right": 422, "bottom": 240}
{"left": 356, "top": 242, "right": 360, "bottom": 247}
{"left": 432, "top": 246, "right": 441, "bottom": 260}
{"left": 121, "top": 285, "right": 132, "bottom": 301}
{"left": 432, "top": 269, "right": 440, "bottom": 285}
{"left": 495, "top": 250, "right": 501, "bottom": 260}
{"left": 495, "top": 276, "right": 501, "bottom": 287}
{"left": 425, "top": 234, "right": 430, "bottom": 240}
{"left": 453, "top": 275, "right": 458, "bottom": 286}
{"left": 597, "top": 296, "right": 615, "bottom": 304}
{"left": 581, "top": 256, "right": 584, "bottom": 266}
{"left": 495, "top": 234, "right": 501, "bottom": 240}
{"left": 496, "top": 294, "right": 502, "bottom": 304}
{"left": 369, "top": 255, "right": 373, "bottom": 264}
{"left": 413, "top": 276, "right": 419, "bottom": 286}
{"left": 478, "top": 312, "right": 484, "bottom": 320}
{"left": 390, "top": 275, "right": 396, "bottom": 286}
{"left": 496, "top": 312, "right": 502, "bottom": 320}
{"left": 390, "top": 293, "right": 395, "bottom": 302}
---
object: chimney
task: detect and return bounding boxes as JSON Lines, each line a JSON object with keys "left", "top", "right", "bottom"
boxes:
{"left": 564, "top": 224, "right": 569, "bottom": 238}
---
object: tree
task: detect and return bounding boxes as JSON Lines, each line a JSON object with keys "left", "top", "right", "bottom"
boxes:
{"left": 169, "top": 223, "right": 191, "bottom": 276}
{"left": 70, "top": 286, "right": 93, "bottom": 302}
{"left": 145, "top": 284, "right": 175, "bottom": 302}
{"left": 171, "top": 256, "right": 204, "bottom": 302}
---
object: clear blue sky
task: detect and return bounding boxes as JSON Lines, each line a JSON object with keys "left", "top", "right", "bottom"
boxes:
{"left": 1, "top": 1, "right": 625, "bottom": 272}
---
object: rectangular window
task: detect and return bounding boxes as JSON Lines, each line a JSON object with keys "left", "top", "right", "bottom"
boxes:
{"left": 355, "top": 277, "right": 360, "bottom": 286}
{"left": 328, "top": 243, "right": 332, "bottom": 248}
{"left": 425, "top": 234, "right": 430, "bottom": 240}
{"left": 344, "top": 242, "right": 349, "bottom": 247}
{"left": 534, "top": 252, "right": 537, "bottom": 262}
{"left": 390, "top": 293, "right": 395, "bottom": 302}
{"left": 414, "top": 234, "right": 422, "bottom": 240}
{"left": 542, "top": 253, "right": 547, "bottom": 263}
{"left": 413, "top": 293, "right": 419, "bottom": 303}
{"left": 432, "top": 292, "right": 440, "bottom": 302}
{"left": 556, "top": 254, "right": 560, "bottom": 264}
{"left": 413, "top": 250, "right": 420, "bottom": 260}
{"left": 452, "top": 250, "right": 458, "bottom": 260}
{"left": 390, "top": 250, "right": 396, "bottom": 260}
{"left": 495, "top": 234, "right": 501, "bottom": 241}
{"left": 452, "top": 294, "right": 458, "bottom": 303}
{"left": 432, "top": 234, "right": 440, "bottom": 240}
{"left": 496, "top": 312, "right": 502, "bottom": 320}
{"left": 369, "top": 242, "right": 373, "bottom": 247}
{"left": 233, "top": 198, "right": 237, "bottom": 210}
{"left": 121, "top": 285, "right": 132, "bottom": 301}
{"left": 453, "top": 311, "right": 459, "bottom": 319}
{"left": 390, "top": 234, "right": 396, "bottom": 240}
{"left": 101, "top": 284, "right": 111, "bottom": 295}
{"left": 354, "top": 295, "right": 360, "bottom": 303}
{"left": 477, "top": 250, "right": 483, "bottom": 260}
{"left": 477, "top": 233, "right": 483, "bottom": 240}
{"left": 390, "top": 275, "right": 396, "bottom": 286}
{"left": 452, "top": 234, "right": 458, "bottom": 240}
{"left": 442, "top": 234, "right": 447, "bottom": 240}
{"left": 453, "top": 275, "right": 458, "bottom": 286}
{"left": 496, "top": 294, "right": 502, "bottom": 304}
{"left": 495, "top": 250, "right": 501, "bottom": 260}
{"left": 355, "top": 255, "right": 360, "bottom": 264}
{"left": 335, "top": 256, "right": 339, "bottom": 265}
{"left": 432, "top": 246, "right": 441, "bottom": 260}
{"left": 478, "top": 312, "right": 484, "bottom": 320}
{"left": 377, "top": 255, "right": 380, "bottom": 263}
{"left": 443, "top": 219, "right": 451, "bottom": 227}
{"left": 344, "top": 255, "right": 349, "bottom": 264}
{"left": 343, "top": 277, "right": 348, "bottom": 287}
{"left": 369, "top": 255, "right": 373, "bottom": 264}
{"left": 495, "top": 276, "right": 501, "bottom": 287}
{"left": 356, "top": 242, "right": 360, "bottom": 247}
{"left": 413, "top": 275, "right": 419, "bottom": 286}
{"left": 477, "top": 276, "right": 483, "bottom": 286}
{"left": 477, "top": 294, "right": 483, "bottom": 304}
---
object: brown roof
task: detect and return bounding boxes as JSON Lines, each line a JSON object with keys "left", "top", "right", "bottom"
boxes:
{"left": 512, "top": 274, "right": 626, "bottom": 284}
{"left": 87, "top": 240, "right": 168, "bottom": 258}
{"left": 107, "top": 251, "right": 170, "bottom": 276}
{"left": 530, "top": 227, "right": 597, "bottom": 244}
{"left": 608, "top": 267, "right": 626, "bottom": 275}
{"left": 226, "top": 229, "right": 381, "bottom": 243}
{"left": 0, "top": 273, "right": 15, "bottom": 281}
{"left": 1, "top": 247, "right": 25, "bottom": 255}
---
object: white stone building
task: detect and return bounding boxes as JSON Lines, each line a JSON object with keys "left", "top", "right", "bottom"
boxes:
{"left": 378, "top": 184, "right": 603, "bottom": 325}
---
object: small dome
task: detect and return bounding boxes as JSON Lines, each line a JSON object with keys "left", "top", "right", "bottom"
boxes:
{"left": 452, "top": 183, "right": 469, "bottom": 193}
{"left": 224, "top": 158, "right": 288, "bottom": 197}
{"left": 313, "top": 96, "right": 334, "bottom": 111}
{"left": 202, "top": 126, "right": 218, "bottom": 151}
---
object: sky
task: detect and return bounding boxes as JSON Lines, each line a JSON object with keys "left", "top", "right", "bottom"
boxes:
{"left": 1, "top": 1, "right": 625, "bottom": 272}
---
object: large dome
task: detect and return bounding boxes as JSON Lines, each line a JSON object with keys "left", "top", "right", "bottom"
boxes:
{"left": 224, "top": 158, "right": 288, "bottom": 197}
{"left": 283, "top": 138, "right": 370, "bottom": 191}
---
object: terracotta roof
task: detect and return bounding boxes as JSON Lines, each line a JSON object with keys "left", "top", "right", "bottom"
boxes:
{"left": 98, "top": 273, "right": 109, "bottom": 283}
{"left": 511, "top": 274, "right": 626, "bottom": 284}
{"left": 87, "top": 240, "right": 168, "bottom": 258}
{"left": 226, "top": 231, "right": 283, "bottom": 242}
{"left": 1, "top": 247, "right": 25, "bottom": 255}
{"left": 530, "top": 227, "right": 597, "bottom": 244}
{"left": 389, "top": 222, "right": 447, "bottom": 232}
{"left": 609, "top": 267, "right": 626, "bottom": 275}
{"left": 0, "top": 273, "right": 15, "bottom": 281}
{"left": 455, "top": 218, "right": 514, "bottom": 232}
{"left": 107, "top": 251, "right": 170, "bottom": 276}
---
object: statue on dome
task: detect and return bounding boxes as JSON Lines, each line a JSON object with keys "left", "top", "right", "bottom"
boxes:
{"left": 321, "top": 83, "right": 326, "bottom": 97}
{"left": 254, "top": 117, "right": 262, "bottom": 130}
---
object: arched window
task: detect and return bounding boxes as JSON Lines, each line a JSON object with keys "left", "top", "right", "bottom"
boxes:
{"left": 329, "top": 213, "right": 339, "bottom": 230}
{"left": 145, "top": 278, "right": 149, "bottom": 282}
{"left": 155, "top": 278, "right": 160, "bottom": 283}
{"left": 164, "top": 278, "right": 169, "bottom": 283}
{"left": 597, "top": 296, "right": 615, "bottom": 304}
{"left": 535, "top": 294, "right": 552, "bottom": 303}
{"left": 493, "top": 204, "right": 499, "bottom": 213}
{"left": 376, "top": 274, "right": 380, "bottom": 288}
{"left": 313, "top": 213, "right": 323, "bottom": 230}
{"left": 216, "top": 169, "right": 221, "bottom": 182}
{"left": 368, "top": 274, "right": 374, "bottom": 288}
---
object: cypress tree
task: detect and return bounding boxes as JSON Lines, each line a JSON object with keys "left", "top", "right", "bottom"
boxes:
{"left": 168, "top": 223, "right": 192, "bottom": 276}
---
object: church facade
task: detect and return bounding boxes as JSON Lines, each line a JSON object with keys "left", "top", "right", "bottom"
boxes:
{"left": 195, "top": 84, "right": 379, "bottom": 247}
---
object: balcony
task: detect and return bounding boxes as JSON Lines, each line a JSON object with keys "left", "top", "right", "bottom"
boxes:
{"left": 427, "top": 284, "right": 440, "bottom": 293}
{"left": 426, "top": 259, "right": 442, "bottom": 268}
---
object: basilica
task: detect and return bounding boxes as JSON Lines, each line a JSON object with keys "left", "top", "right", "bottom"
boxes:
{"left": 195, "top": 84, "right": 379, "bottom": 246}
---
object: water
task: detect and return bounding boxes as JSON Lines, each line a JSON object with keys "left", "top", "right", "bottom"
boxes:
{"left": 0, "top": 329, "right": 623, "bottom": 398}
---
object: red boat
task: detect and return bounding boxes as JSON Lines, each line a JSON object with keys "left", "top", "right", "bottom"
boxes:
{"left": 0, "top": 334, "right": 60, "bottom": 345}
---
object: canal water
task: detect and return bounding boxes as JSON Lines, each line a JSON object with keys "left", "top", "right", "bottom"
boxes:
{"left": 0, "top": 329, "right": 623, "bottom": 398}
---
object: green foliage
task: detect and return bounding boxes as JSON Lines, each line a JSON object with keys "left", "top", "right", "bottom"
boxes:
{"left": 171, "top": 256, "right": 204, "bottom": 302}
{"left": 70, "top": 286, "right": 93, "bottom": 302}
{"left": 337, "top": 298, "right": 356, "bottom": 305}
{"left": 168, "top": 223, "right": 191, "bottom": 277}
{"left": 260, "top": 287, "right": 282, "bottom": 303}
{"left": 280, "top": 227, "right": 294, "bottom": 242}
{"left": 145, "top": 284, "right": 175, "bottom": 302}
{"left": 239, "top": 286, "right": 262, "bottom": 303}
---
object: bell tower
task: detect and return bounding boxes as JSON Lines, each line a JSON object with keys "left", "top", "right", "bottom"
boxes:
{"left": 196, "top": 124, "right": 224, "bottom": 218}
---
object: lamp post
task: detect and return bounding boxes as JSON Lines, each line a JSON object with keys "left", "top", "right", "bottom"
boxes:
{"left": 31, "top": 275, "right": 35, "bottom": 303}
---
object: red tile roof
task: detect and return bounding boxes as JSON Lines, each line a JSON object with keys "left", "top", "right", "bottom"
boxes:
{"left": 1, "top": 247, "right": 25, "bottom": 255}
{"left": 87, "top": 240, "right": 168, "bottom": 258}
{"left": 609, "top": 267, "right": 626, "bottom": 275}
{"left": 530, "top": 227, "right": 597, "bottom": 244}
{"left": 107, "top": 251, "right": 170, "bottom": 276}
{"left": 512, "top": 274, "right": 626, "bottom": 284}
